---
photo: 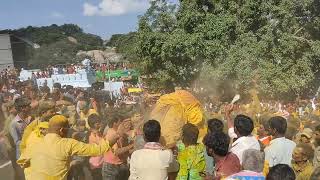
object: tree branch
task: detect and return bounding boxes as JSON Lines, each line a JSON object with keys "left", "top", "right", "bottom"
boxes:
{"left": 291, "top": 35, "right": 312, "bottom": 44}
{"left": 293, "top": 27, "right": 303, "bottom": 36}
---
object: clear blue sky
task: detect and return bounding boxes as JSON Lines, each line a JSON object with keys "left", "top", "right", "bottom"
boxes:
{"left": 0, "top": 0, "right": 156, "bottom": 39}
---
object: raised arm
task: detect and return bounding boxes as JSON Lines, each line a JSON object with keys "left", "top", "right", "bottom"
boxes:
{"left": 225, "top": 104, "right": 238, "bottom": 139}
{"left": 69, "top": 138, "right": 110, "bottom": 157}
{"left": 225, "top": 104, "right": 234, "bottom": 129}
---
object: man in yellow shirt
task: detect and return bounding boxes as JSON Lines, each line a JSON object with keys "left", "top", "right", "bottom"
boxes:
{"left": 17, "top": 122, "right": 49, "bottom": 180}
{"left": 20, "top": 100, "right": 56, "bottom": 154}
{"left": 27, "top": 114, "right": 131, "bottom": 180}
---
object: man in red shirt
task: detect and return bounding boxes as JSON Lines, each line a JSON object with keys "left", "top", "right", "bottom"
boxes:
{"left": 204, "top": 132, "right": 241, "bottom": 180}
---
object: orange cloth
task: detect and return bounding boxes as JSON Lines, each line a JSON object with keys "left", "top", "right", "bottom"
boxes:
{"left": 256, "top": 136, "right": 272, "bottom": 146}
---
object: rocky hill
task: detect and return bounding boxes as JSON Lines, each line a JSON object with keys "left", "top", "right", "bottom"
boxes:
{"left": 0, "top": 24, "right": 104, "bottom": 68}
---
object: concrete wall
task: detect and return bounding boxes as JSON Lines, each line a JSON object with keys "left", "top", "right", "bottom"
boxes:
{"left": 36, "top": 70, "right": 97, "bottom": 91}
{"left": 0, "top": 34, "right": 14, "bottom": 70}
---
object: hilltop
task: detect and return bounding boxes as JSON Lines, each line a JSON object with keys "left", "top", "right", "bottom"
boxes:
{"left": 0, "top": 24, "right": 104, "bottom": 68}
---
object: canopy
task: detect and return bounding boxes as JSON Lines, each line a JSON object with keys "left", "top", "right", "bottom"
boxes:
{"left": 104, "top": 69, "right": 139, "bottom": 78}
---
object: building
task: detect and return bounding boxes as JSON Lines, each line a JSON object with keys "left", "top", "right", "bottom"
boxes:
{"left": 0, "top": 33, "right": 29, "bottom": 70}
{"left": 0, "top": 34, "right": 14, "bottom": 70}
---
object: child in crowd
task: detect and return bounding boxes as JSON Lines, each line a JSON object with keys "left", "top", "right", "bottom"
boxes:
{"left": 256, "top": 118, "right": 272, "bottom": 148}
{"left": 205, "top": 119, "right": 224, "bottom": 179}
{"left": 176, "top": 123, "right": 206, "bottom": 180}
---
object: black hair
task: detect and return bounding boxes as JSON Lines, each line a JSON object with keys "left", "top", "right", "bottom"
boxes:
{"left": 65, "top": 85, "right": 73, "bottom": 92}
{"left": 107, "top": 112, "right": 123, "bottom": 127}
{"left": 266, "top": 164, "right": 295, "bottom": 180}
{"left": 88, "top": 114, "right": 101, "bottom": 129}
{"left": 182, "top": 123, "right": 199, "bottom": 145}
{"left": 40, "top": 86, "right": 50, "bottom": 94}
{"left": 204, "top": 132, "right": 230, "bottom": 156}
{"left": 207, "top": 118, "right": 224, "bottom": 133}
{"left": 269, "top": 116, "right": 287, "bottom": 135}
{"left": 53, "top": 83, "right": 62, "bottom": 89}
{"left": 14, "top": 97, "right": 30, "bottom": 112}
{"left": 143, "top": 120, "right": 161, "bottom": 142}
{"left": 234, "top": 114, "right": 254, "bottom": 136}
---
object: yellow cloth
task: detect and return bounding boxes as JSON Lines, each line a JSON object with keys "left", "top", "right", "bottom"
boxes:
{"left": 20, "top": 119, "right": 40, "bottom": 154}
{"left": 80, "top": 109, "right": 98, "bottom": 128}
{"left": 150, "top": 90, "right": 205, "bottom": 146}
{"left": 128, "top": 88, "right": 143, "bottom": 93}
{"left": 263, "top": 160, "right": 269, "bottom": 177}
{"left": 292, "top": 112, "right": 299, "bottom": 119}
{"left": 29, "top": 133, "right": 110, "bottom": 180}
{"left": 292, "top": 162, "right": 314, "bottom": 180}
{"left": 34, "top": 122, "right": 49, "bottom": 137}
{"left": 49, "top": 115, "right": 68, "bottom": 126}
{"left": 18, "top": 122, "right": 49, "bottom": 180}
{"left": 249, "top": 88, "right": 261, "bottom": 113}
{"left": 313, "top": 110, "right": 320, "bottom": 116}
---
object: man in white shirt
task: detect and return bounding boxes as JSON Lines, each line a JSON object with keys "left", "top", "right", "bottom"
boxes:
{"left": 225, "top": 105, "right": 260, "bottom": 164}
{"left": 229, "top": 115, "right": 260, "bottom": 164}
{"left": 53, "top": 67, "right": 59, "bottom": 75}
{"left": 129, "top": 120, "right": 178, "bottom": 180}
{"left": 264, "top": 116, "right": 296, "bottom": 167}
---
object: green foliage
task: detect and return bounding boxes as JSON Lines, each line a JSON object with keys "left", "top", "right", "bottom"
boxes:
{"left": 74, "top": 32, "right": 103, "bottom": 50}
{"left": 135, "top": 0, "right": 320, "bottom": 98}
{"left": 0, "top": 24, "right": 103, "bottom": 68}
{"left": 106, "top": 32, "right": 138, "bottom": 61}
{"left": 30, "top": 39, "right": 79, "bottom": 68}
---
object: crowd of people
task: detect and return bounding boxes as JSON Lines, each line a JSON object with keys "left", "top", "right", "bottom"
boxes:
{"left": 28, "top": 62, "right": 131, "bottom": 80}
{"left": 0, "top": 66, "right": 18, "bottom": 81}
{"left": 0, "top": 67, "right": 320, "bottom": 180}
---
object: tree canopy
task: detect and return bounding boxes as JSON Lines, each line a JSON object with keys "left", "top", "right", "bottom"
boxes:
{"left": 106, "top": 32, "right": 138, "bottom": 61}
{"left": 133, "top": 0, "right": 320, "bottom": 99}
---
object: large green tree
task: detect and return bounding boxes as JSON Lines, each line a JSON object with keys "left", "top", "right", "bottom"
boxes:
{"left": 135, "top": 0, "right": 320, "bottom": 99}
{"left": 106, "top": 32, "right": 138, "bottom": 61}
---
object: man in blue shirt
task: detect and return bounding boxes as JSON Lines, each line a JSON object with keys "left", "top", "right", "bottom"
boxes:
{"left": 9, "top": 97, "right": 31, "bottom": 159}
